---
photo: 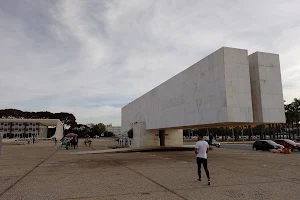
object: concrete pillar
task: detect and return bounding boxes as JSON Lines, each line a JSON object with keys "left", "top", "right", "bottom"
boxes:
{"left": 130, "top": 123, "right": 183, "bottom": 148}
{"left": 248, "top": 52, "right": 286, "bottom": 124}
{"left": 165, "top": 129, "right": 183, "bottom": 147}
{"left": 131, "top": 122, "right": 159, "bottom": 148}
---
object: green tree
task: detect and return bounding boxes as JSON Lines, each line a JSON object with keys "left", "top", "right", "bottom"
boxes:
{"left": 53, "top": 112, "right": 77, "bottom": 129}
{"left": 97, "top": 123, "right": 106, "bottom": 135}
{"left": 284, "top": 98, "right": 300, "bottom": 139}
{"left": 85, "top": 123, "right": 106, "bottom": 137}
{"left": 67, "top": 124, "right": 91, "bottom": 138}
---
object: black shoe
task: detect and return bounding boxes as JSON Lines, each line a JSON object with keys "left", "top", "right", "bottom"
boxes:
{"left": 208, "top": 180, "right": 211, "bottom": 185}
{"left": 198, "top": 178, "right": 201, "bottom": 181}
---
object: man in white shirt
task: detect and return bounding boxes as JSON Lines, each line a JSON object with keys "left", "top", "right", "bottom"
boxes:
{"left": 194, "top": 134, "right": 210, "bottom": 185}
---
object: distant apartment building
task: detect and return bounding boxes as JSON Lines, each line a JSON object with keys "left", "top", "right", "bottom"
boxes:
{"left": 106, "top": 124, "right": 121, "bottom": 136}
{"left": 0, "top": 119, "right": 64, "bottom": 140}
{"left": 0, "top": 121, "right": 47, "bottom": 138}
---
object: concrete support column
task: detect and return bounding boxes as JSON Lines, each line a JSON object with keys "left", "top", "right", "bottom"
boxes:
{"left": 165, "top": 129, "right": 183, "bottom": 147}
{"left": 130, "top": 123, "right": 183, "bottom": 148}
{"left": 131, "top": 122, "right": 159, "bottom": 148}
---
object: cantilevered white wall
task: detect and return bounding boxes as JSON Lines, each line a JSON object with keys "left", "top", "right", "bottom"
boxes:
{"left": 122, "top": 47, "right": 254, "bottom": 133}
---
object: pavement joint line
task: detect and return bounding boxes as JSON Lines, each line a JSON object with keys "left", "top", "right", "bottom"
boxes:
{"left": 88, "top": 146, "right": 189, "bottom": 200}
{"left": 0, "top": 147, "right": 60, "bottom": 198}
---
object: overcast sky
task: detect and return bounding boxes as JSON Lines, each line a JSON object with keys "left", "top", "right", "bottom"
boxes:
{"left": 0, "top": 0, "right": 300, "bottom": 125}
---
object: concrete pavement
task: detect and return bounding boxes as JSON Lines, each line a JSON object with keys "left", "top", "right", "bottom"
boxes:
{"left": 1, "top": 139, "right": 300, "bottom": 200}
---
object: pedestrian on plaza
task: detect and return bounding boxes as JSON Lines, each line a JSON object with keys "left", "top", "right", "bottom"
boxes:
{"left": 194, "top": 133, "right": 211, "bottom": 185}
{"left": 54, "top": 138, "right": 57, "bottom": 148}
{"left": 209, "top": 133, "right": 213, "bottom": 145}
{"left": 32, "top": 136, "right": 35, "bottom": 144}
{"left": 71, "top": 137, "right": 77, "bottom": 149}
{"left": 74, "top": 137, "right": 78, "bottom": 149}
{"left": 0, "top": 133, "right": 3, "bottom": 155}
{"left": 70, "top": 137, "right": 74, "bottom": 149}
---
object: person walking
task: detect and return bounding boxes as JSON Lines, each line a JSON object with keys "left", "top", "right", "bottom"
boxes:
{"left": 195, "top": 134, "right": 211, "bottom": 185}
{"left": 0, "top": 133, "right": 3, "bottom": 155}
{"left": 54, "top": 138, "right": 57, "bottom": 148}
{"left": 209, "top": 133, "right": 213, "bottom": 145}
{"left": 74, "top": 137, "right": 78, "bottom": 149}
{"left": 70, "top": 137, "right": 74, "bottom": 149}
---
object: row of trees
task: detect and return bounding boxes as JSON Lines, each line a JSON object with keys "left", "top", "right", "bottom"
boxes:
{"left": 183, "top": 125, "right": 286, "bottom": 141}
{"left": 66, "top": 123, "right": 114, "bottom": 138}
{"left": 0, "top": 109, "right": 77, "bottom": 129}
{"left": 181, "top": 98, "right": 300, "bottom": 141}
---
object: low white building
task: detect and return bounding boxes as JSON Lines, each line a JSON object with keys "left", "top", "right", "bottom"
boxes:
{"left": 106, "top": 124, "right": 121, "bottom": 136}
{"left": 0, "top": 119, "right": 64, "bottom": 140}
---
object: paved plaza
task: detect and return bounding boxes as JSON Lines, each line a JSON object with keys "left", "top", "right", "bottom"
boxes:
{"left": 1, "top": 139, "right": 300, "bottom": 200}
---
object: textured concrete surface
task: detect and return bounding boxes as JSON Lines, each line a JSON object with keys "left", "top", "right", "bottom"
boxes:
{"left": 1, "top": 139, "right": 300, "bottom": 200}
{"left": 248, "top": 52, "right": 285, "bottom": 123}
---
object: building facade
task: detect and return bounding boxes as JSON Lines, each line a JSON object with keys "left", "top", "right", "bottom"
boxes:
{"left": 121, "top": 47, "right": 286, "bottom": 148}
{"left": 106, "top": 124, "right": 121, "bottom": 136}
{"left": 0, "top": 119, "right": 64, "bottom": 140}
{"left": 0, "top": 121, "right": 47, "bottom": 139}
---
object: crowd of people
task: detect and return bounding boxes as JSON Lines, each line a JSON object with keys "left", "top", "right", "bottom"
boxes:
{"left": 117, "top": 137, "right": 131, "bottom": 147}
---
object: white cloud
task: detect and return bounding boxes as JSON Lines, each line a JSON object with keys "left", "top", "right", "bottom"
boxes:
{"left": 0, "top": 0, "right": 300, "bottom": 125}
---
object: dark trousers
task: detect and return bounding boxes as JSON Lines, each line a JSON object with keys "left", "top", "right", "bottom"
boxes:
{"left": 197, "top": 157, "right": 210, "bottom": 180}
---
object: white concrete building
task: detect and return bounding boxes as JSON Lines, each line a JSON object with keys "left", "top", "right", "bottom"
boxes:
{"left": 122, "top": 47, "right": 286, "bottom": 148}
{"left": 0, "top": 119, "right": 64, "bottom": 140}
{"left": 106, "top": 124, "right": 121, "bottom": 136}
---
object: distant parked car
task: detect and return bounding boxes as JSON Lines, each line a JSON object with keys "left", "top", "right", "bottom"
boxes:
{"left": 205, "top": 139, "right": 221, "bottom": 148}
{"left": 216, "top": 136, "right": 223, "bottom": 140}
{"left": 273, "top": 139, "right": 299, "bottom": 151}
{"left": 252, "top": 140, "right": 284, "bottom": 151}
